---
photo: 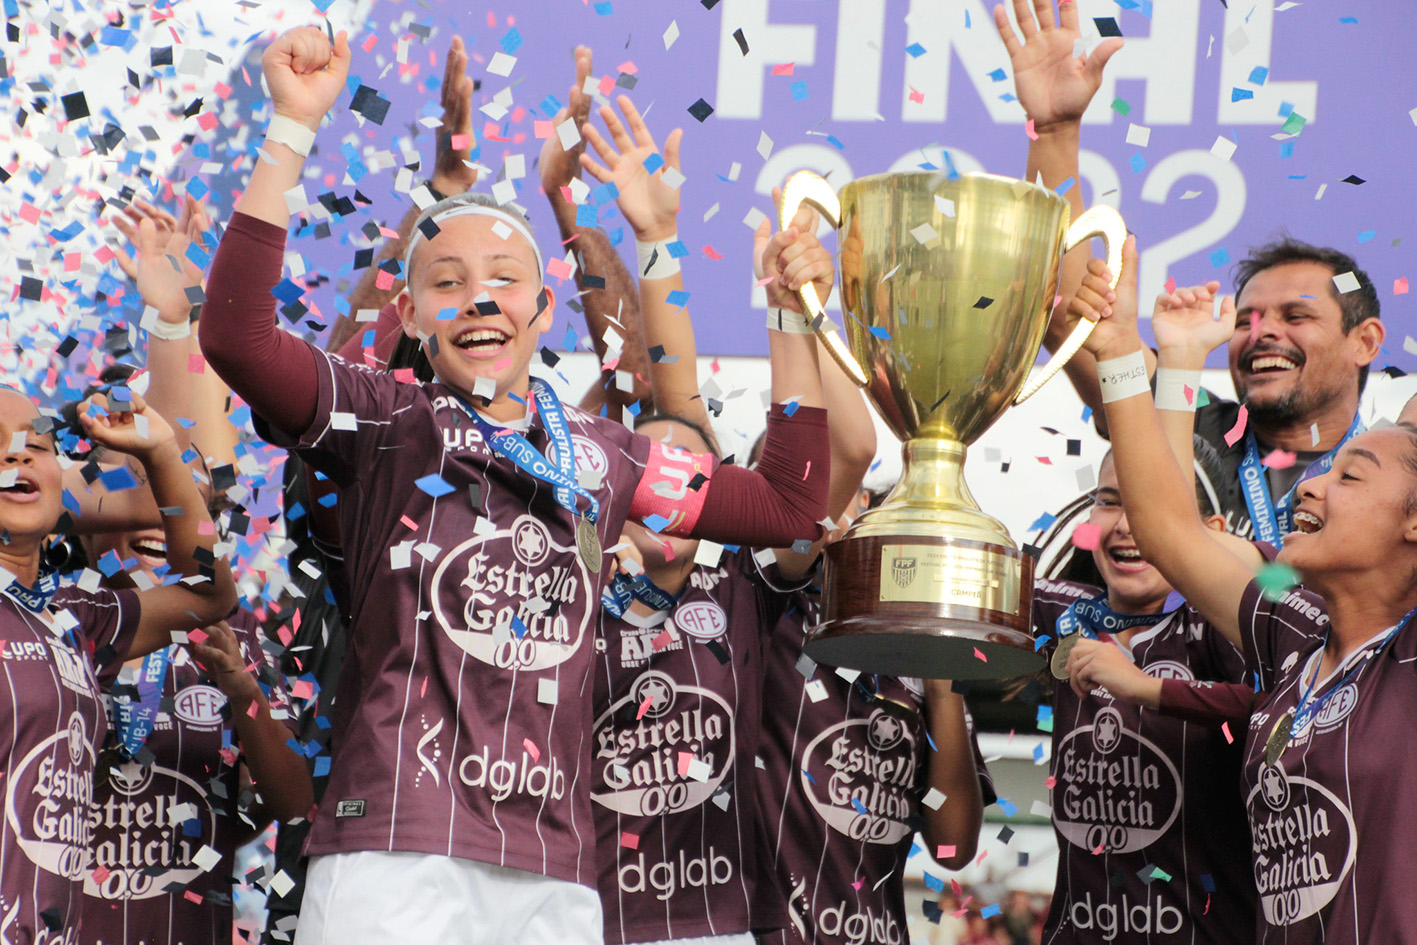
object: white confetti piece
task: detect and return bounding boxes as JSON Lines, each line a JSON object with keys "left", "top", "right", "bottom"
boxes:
{"left": 694, "top": 540, "right": 724, "bottom": 567}
{"left": 805, "top": 679, "right": 828, "bottom": 703}
{"left": 330, "top": 412, "right": 357, "bottom": 432}
{"left": 556, "top": 118, "right": 581, "bottom": 151}
{"left": 1210, "top": 136, "right": 1237, "bottom": 161}
{"left": 933, "top": 195, "right": 955, "bottom": 217}
{"left": 193, "top": 845, "right": 222, "bottom": 872}
{"left": 1333, "top": 271, "right": 1361, "bottom": 294}
{"left": 921, "top": 787, "right": 947, "bottom": 810}
{"left": 910, "top": 222, "right": 939, "bottom": 245}
{"left": 663, "top": 19, "right": 680, "bottom": 49}
{"left": 537, "top": 678, "right": 558, "bottom": 705}
{"left": 1126, "top": 123, "right": 1151, "bottom": 147}
{"left": 757, "top": 131, "right": 774, "bottom": 160}
{"left": 487, "top": 52, "right": 517, "bottom": 76}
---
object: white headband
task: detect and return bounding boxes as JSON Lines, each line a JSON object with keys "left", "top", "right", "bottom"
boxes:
{"left": 403, "top": 204, "right": 544, "bottom": 282}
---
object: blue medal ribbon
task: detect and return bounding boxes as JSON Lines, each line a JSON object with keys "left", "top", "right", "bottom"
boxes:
{"left": 2, "top": 564, "right": 59, "bottom": 614}
{"left": 1289, "top": 607, "right": 1415, "bottom": 736}
{"left": 601, "top": 571, "right": 682, "bottom": 618}
{"left": 1055, "top": 593, "right": 1171, "bottom": 641}
{"left": 1239, "top": 413, "right": 1362, "bottom": 548}
{"left": 113, "top": 647, "right": 173, "bottom": 760}
{"left": 458, "top": 379, "right": 600, "bottom": 525}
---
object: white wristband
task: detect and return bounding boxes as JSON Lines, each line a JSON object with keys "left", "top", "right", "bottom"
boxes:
{"left": 265, "top": 114, "right": 317, "bottom": 157}
{"left": 1096, "top": 350, "right": 1150, "bottom": 404}
{"left": 1154, "top": 367, "right": 1202, "bottom": 412}
{"left": 147, "top": 318, "right": 192, "bottom": 341}
{"left": 635, "top": 236, "right": 682, "bottom": 280}
{"left": 766, "top": 307, "right": 813, "bottom": 334}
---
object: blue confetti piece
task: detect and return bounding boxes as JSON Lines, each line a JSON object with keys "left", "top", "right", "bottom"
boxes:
{"left": 791, "top": 80, "right": 809, "bottom": 102}
{"left": 851, "top": 798, "right": 868, "bottom": 815}
{"left": 540, "top": 95, "right": 563, "bottom": 119}
{"left": 1028, "top": 512, "right": 1057, "bottom": 532}
{"left": 1115, "top": 0, "right": 1139, "bottom": 8}
{"left": 1249, "top": 66, "right": 1269, "bottom": 85}
{"left": 185, "top": 242, "right": 211, "bottom": 270}
{"left": 665, "top": 289, "right": 691, "bottom": 308}
{"left": 100, "top": 25, "right": 131, "bottom": 46}
{"left": 905, "top": 42, "right": 926, "bottom": 58}
{"left": 186, "top": 177, "right": 209, "bottom": 202}
{"left": 666, "top": 240, "right": 689, "bottom": 259}
{"left": 271, "top": 278, "right": 304, "bottom": 304}
{"left": 909, "top": 840, "right": 923, "bottom": 858}
{"left": 1278, "top": 101, "right": 1295, "bottom": 117}
{"left": 642, "top": 513, "right": 672, "bottom": 533}
{"left": 593, "top": 0, "right": 613, "bottom": 13}
{"left": 925, "top": 729, "right": 938, "bottom": 751}
{"left": 1034, "top": 634, "right": 1051, "bottom": 651}
{"left": 311, "top": 0, "right": 335, "bottom": 11}
{"left": 590, "top": 181, "right": 620, "bottom": 205}
{"left": 317, "top": 492, "right": 338, "bottom": 508}
{"left": 500, "top": 27, "right": 523, "bottom": 54}
{"left": 643, "top": 153, "right": 665, "bottom": 174}
{"left": 98, "top": 467, "right": 140, "bottom": 491}
{"left": 1129, "top": 153, "right": 1146, "bottom": 174}
{"left": 314, "top": 756, "right": 331, "bottom": 777}
{"left": 285, "top": 502, "right": 306, "bottom": 522}
{"left": 982, "top": 905, "right": 1001, "bottom": 919}
{"left": 1339, "top": 16, "right": 1357, "bottom": 24}
{"left": 1278, "top": 141, "right": 1294, "bottom": 159}
{"left": 825, "top": 135, "right": 845, "bottom": 150}
{"left": 1357, "top": 230, "right": 1376, "bottom": 243}
{"left": 1209, "top": 247, "right": 1230, "bottom": 268}
{"left": 414, "top": 474, "right": 456, "bottom": 498}
{"left": 1081, "top": 405, "right": 1093, "bottom": 423}
{"left": 997, "top": 797, "right": 1018, "bottom": 817}
{"left": 1037, "top": 705, "right": 1053, "bottom": 724}
{"left": 783, "top": 401, "right": 799, "bottom": 417}
{"left": 987, "top": 67, "right": 1007, "bottom": 81}
{"left": 182, "top": 818, "right": 203, "bottom": 838}
{"left": 1033, "top": 743, "right": 1045, "bottom": 762}
{"left": 511, "top": 615, "right": 529, "bottom": 639}
{"left": 97, "top": 550, "right": 123, "bottom": 577}
{"left": 1200, "top": 873, "right": 1216, "bottom": 893}
{"left": 1231, "top": 87, "right": 1254, "bottom": 103}
{"left": 922, "top": 871, "right": 944, "bottom": 893}
{"left": 576, "top": 204, "right": 599, "bottom": 227}
{"left": 1054, "top": 177, "right": 1075, "bottom": 196}
{"left": 564, "top": 324, "right": 580, "bottom": 350}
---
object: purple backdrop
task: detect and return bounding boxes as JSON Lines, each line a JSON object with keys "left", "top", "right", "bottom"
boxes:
{"left": 248, "top": 0, "right": 1417, "bottom": 361}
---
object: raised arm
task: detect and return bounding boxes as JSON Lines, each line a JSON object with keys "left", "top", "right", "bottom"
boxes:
{"left": 919, "top": 681, "right": 984, "bottom": 869}
{"left": 1151, "top": 280, "right": 1235, "bottom": 480}
{"left": 1069, "top": 239, "right": 1256, "bottom": 646}
{"left": 540, "top": 46, "right": 654, "bottom": 421}
{"left": 78, "top": 392, "right": 236, "bottom": 654}
{"left": 580, "top": 95, "right": 697, "bottom": 431}
{"left": 112, "top": 197, "right": 239, "bottom": 469}
{"left": 328, "top": 35, "right": 479, "bottom": 354}
{"left": 995, "top": 0, "right": 1128, "bottom": 418}
{"left": 200, "top": 27, "right": 352, "bottom": 439}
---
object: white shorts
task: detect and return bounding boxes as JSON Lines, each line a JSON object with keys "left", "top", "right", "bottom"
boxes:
{"left": 298, "top": 851, "right": 605, "bottom": 945}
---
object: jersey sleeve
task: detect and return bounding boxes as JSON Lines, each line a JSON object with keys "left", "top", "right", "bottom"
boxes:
{"left": 1156, "top": 679, "right": 1258, "bottom": 727}
{"left": 52, "top": 586, "right": 141, "bottom": 679}
{"left": 1237, "top": 578, "right": 1328, "bottom": 691}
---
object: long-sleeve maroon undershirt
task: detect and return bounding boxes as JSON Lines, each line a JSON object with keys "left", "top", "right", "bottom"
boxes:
{"left": 201, "top": 213, "right": 828, "bottom": 546}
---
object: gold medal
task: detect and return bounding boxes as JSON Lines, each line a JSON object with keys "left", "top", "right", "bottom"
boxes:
{"left": 1051, "top": 632, "right": 1080, "bottom": 680}
{"left": 1264, "top": 710, "right": 1294, "bottom": 767}
{"left": 577, "top": 515, "right": 602, "bottom": 571}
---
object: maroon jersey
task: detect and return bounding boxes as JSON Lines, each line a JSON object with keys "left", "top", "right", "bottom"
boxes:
{"left": 1033, "top": 578, "right": 1254, "bottom": 945}
{"left": 288, "top": 347, "right": 652, "bottom": 886}
{"left": 593, "top": 550, "right": 794, "bottom": 943}
{"left": 756, "top": 585, "right": 994, "bottom": 945}
{"left": 1237, "top": 580, "right": 1417, "bottom": 944}
{"left": 0, "top": 586, "right": 137, "bottom": 945}
{"left": 81, "top": 610, "right": 288, "bottom": 945}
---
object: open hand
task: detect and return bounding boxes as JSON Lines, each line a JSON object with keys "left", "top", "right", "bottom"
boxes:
{"left": 111, "top": 196, "right": 210, "bottom": 323}
{"left": 994, "top": 0, "right": 1122, "bottom": 133}
{"left": 1153, "top": 281, "right": 1236, "bottom": 364}
{"left": 262, "top": 26, "right": 352, "bottom": 130}
{"left": 580, "top": 95, "right": 683, "bottom": 242}
{"left": 77, "top": 390, "right": 176, "bottom": 461}
{"left": 430, "top": 35, "right": 479, "bottom": 196}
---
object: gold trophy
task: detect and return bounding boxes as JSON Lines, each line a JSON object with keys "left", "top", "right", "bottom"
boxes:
{"left": 780, "top": 170, "right": 1125, "bottom": 679}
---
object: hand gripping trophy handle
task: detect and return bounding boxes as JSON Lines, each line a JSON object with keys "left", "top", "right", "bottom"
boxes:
{"left": 777, "top": 169, "right": 1128, "bottom": 403}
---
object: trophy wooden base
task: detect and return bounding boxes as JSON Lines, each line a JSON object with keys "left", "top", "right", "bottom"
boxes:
{"left": 806, "top": 533, "right": 1042, "bottom": 680}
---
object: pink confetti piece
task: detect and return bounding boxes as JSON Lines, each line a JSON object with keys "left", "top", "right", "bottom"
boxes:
{"left": 1222, "top": 722, "right": 1234, "bottom": 744}
{"left": 1070, "top": 522, "right": 1101, "bottom": 550}
{"left": 620, "top": 832, "right": 639, "bottom": 849}
{"left": 1164, "top": 276, "right": 1177, "bottom": 294}
{"left": 1024, "top": 118, "right": 1038, "bottom": 141}
{"left": 677, "top": 751, "right": 694, "bottom": 776}
{"left": 400, "top": 515, "right": 419, "bottom": 530}
{"left": 652, "top": 629, "right": 675, "bottom": 651}
{"left": 1396, "top": 277, "right": 1409, "bottom": 295}
{"left": 636, "top": 695, "right": 655, "bottom": 720}
{"left": 771, "top": 62, "right": 795, "bottom": 75}
{"left": 937, "top": 845, "right": 956, "bottom": 859}
{"left": 973, "top": 647, "right": 987, "bottom": 662}
{"left": 908, "top": 87, "right": 924, "bottom": 104}
{"left": 1223, "top": 405, "right": 1248, "bottom": 447}
{"left": 546, "top": 258, "right": 574, "bottom": 281}
{"left": 188, "top": 353, "right": 205, "bottom": 374}
{"left": 1183, "top": 384, "right": 1196, "bottom": 405}
{"left": 523, "top": 739, "right": 540, "bottom": 763}
{"left": 1261, "top": 449, "right": 1296, "bottom": 469}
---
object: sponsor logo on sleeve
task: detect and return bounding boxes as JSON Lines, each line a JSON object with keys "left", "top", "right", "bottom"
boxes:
{"left": 4, "top": 712, "right": 95, "bottom": 884}
{"left": 800, "top": 707, "right": 919, "bottom": 844}
{"left": 429, "top": 514, "right": 591, "bottom": 671}
{"left": 592, "top": 670, "right": 734, "bottom": 817}
{"left": 1052, "top": 707, "right": 1183, "bottom": 854}
{"left": 1247, "top": 764, "right": 1356, "bottom": 926}
{"left": 84, "top": 763, "right": 218, "bottom": 901}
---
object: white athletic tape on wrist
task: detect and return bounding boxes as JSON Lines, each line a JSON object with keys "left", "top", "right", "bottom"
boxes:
{"left": 147, "top": 318, "right": 192, "bottom": 341}
{"left": 265, "top": 115, "right": 317, "bottom": 157}
{"left": 1154, "top": 368, "right": 1201, "bottom": 412}
{"left": 1097, "top": 349, "right": 1151, "bottom": 404}
{"left": 766, "top": 307, "right": 813, "bottom": 334}
{"left": 635, "top": 237, "right": 682, "bottom": 280}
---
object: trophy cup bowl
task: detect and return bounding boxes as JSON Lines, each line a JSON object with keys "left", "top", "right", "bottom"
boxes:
{"left": 779, "top": 170, "right": 1125, "bottom": 680}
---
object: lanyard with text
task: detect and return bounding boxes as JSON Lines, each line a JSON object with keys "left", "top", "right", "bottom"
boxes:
{"left": 460, "top": 379, "right": 603, "bottom": 569}
{"left": 1051, "top": 594, "right": 1171, "bottom": 681}
{"left": 1239, "top": 413, "right": 1362, "bottom": 547}
{"left": 113, "top": 647, "right": 173, "bottom": 760}
{"left": 601, "top": 571, "right": 682, "bottom": 618}
{"left": 2, "top": 565, "right": 59, "bottom": 614}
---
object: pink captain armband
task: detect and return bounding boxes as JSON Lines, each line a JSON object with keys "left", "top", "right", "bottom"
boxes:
{"left": 629, "top": 442, "right": 716, "bottom": 536}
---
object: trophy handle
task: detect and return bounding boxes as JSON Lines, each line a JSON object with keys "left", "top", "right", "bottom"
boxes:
{"left": 778, "top": 171, "right": 870, "bottom": 388}
{"left": 1013, "top": 205, "right": 1128, "bottom": 404}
